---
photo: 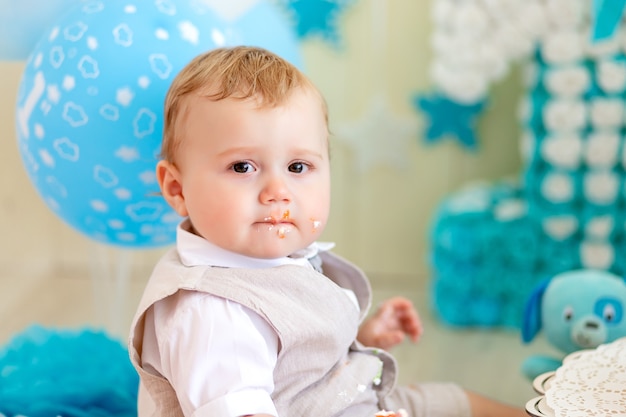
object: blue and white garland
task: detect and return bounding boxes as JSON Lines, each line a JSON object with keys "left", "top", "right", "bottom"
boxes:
{"left": 417, "top": 0, "right": 626, "bottom": 149}
{"left": 427, "top": 1, "right": 626, "bottom": 328}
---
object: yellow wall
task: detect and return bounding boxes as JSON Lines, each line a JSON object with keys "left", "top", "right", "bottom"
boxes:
{"left": 0, "top": 1, "right": 523, "bottom": 284}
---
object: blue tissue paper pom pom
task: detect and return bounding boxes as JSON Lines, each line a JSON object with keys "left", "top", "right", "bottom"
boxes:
{"left": 0, "top": 326, "right": 138, "bottom": 417}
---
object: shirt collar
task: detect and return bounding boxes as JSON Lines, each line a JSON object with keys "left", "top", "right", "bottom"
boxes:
{"left": 176, "top": 219, "right": 335, "bottom": 269}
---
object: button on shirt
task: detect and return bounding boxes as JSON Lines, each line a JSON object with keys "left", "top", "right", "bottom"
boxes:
{"left": 140, "top": 221, "right": 354, "bottom": 417}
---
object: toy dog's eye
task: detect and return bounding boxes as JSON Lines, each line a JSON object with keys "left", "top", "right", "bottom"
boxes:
{"left": 594, "top": 298, "right": 623, "bottom": 325}
{"left": 563, "top": 306, "right": 574, "bottom": 321}
{"left": 603, "top": 304, "right": 616, "bottom": 322}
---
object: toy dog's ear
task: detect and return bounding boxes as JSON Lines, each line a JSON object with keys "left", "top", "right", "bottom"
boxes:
{"left": 522, "top": 278, "right": 551, "bottom": 344}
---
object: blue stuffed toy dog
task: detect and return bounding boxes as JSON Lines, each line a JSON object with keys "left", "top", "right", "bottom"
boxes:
{"left": 521, "top": 269, "right": 626, "bottom": 380}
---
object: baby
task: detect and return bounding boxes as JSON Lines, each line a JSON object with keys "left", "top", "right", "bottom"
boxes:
{"left": 128, "top": 46, "right": 526, "bottom": 417}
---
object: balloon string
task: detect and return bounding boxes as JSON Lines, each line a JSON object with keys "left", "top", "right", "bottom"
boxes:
{"left": 114, "top": 247, "right": 131, "bottom": 336}
{"left": 89, "top": 242, "right": 131, "bottom": 338}
{"left": 89, "top": 243, "right": 106, "bottom": 329}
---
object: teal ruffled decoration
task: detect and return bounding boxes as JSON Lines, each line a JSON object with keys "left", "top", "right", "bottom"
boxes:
{"left": 0, "top": 326, "right": 138, "bottom": 417}
{"left": 429, "top": 182, "right": 549, "bottom": 328}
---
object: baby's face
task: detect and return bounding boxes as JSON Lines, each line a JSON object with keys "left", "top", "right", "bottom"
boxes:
{"left": 171, "top": 88, "right": 330, "bottom": 259}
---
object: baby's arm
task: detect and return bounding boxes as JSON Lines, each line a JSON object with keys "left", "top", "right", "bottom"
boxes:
{"left": 357, "top": 296, "right": 423, "bottom": 350}
{"left": 146, "top": 292, "right": 280, "bottom": 416}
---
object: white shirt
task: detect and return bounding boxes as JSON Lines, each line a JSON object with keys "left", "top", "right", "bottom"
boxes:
{"left": 140, "top": 221, "right": 340, "bottom": 417}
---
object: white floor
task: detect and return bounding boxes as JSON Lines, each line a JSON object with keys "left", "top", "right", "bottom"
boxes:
{"left": 1, "top": 258, "right": 557, "bottom": 410}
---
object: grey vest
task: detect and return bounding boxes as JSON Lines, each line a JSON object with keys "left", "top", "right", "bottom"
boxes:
{"left": 129, "top": 249, "right": 398, "bottom": 416}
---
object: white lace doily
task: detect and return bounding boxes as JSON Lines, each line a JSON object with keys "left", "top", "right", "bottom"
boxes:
{"left": 545, "top": 338, "right": 626, "bottom": 417}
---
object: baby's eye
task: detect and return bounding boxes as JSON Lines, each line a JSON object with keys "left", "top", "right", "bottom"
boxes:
{"left": 288, "top": 161, "right": 309, "bottom": 173}
{"left": 231, "top": 161, "right": 254, "bottom": 173}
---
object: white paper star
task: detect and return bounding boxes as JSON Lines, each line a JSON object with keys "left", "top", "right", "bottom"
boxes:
{"left": 334, "top": 95, "right": 418, "bottom": 173}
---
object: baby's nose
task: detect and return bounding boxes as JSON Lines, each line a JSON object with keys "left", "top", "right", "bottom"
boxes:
{"left": 259, "top": 175, "right": 291, "bottom": 203}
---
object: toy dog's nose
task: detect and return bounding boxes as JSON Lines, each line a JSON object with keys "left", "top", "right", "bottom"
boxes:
{"left": 585, "top": 321, "right": 599, "bottom": 330}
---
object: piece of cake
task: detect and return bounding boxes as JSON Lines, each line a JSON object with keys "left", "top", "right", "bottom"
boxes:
{"left": 375, "top": 409, "right": 409, "bottom": 417}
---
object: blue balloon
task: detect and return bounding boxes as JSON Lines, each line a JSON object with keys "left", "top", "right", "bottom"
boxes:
{"left": 0, "top": 0, "right": 80, "bottom": 60}
{"left": 15, "top": 0, "right": 302, "bottom": 248}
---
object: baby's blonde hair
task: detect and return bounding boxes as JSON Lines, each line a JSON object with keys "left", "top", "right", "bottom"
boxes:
{"left": 161, "top": 46, "right": 328, "bottom": 163}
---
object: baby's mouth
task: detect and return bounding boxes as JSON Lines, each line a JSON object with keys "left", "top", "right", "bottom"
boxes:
{"left": 263, "top": 209, "right": 291, "bottom": 224}
{"left": 262, "top": 209, "right": 293, "bottom": 239}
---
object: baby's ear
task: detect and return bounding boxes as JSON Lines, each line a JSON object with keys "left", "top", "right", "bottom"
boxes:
{"left": 156, "top": 160, "right": 188, "bottom": 217}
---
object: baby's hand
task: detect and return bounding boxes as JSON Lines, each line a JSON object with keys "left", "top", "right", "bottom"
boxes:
{"left": 357, "top": 297, "right": 423, "bottom": 350}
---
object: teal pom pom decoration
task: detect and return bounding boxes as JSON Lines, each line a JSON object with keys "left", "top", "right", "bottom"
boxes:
{"left": 0, "top": 326, "right": 138, "bottom": 417}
